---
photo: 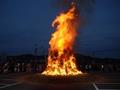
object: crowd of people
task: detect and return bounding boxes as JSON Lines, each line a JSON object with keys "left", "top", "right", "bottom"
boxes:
{"left": 0, "top": 61, "right": 120, "bottom": 74}
{"left": 0, "top": 62, "right": 44, "bottom": 73}
{"left": 79, "top": 64, "right": 120, "bottom": 72}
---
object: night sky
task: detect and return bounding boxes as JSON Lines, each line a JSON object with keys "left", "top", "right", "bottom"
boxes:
{"left": 0, "top": 0, "right": 120, "bottom": 58}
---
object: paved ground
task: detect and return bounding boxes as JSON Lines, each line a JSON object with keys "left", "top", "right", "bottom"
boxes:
{"left": 0, "top": 72, "right": 120, "bottom": 90}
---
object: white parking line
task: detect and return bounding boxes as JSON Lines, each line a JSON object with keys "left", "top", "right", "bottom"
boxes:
{"left": 96, "top": 83, "right": 120, "bottom": 84}
{"left": 0, "top": 84, "right": 9, "bottom": 85}
{"left": 0, "top": 79, "right": 18, "bottom": 82}
{"left": 1, "top": 79, "right": 17, "bottom": 80}
{"left": 0, "top": 81, "right": 22, "bottom": 89}
{"left": 93, "top": 83, "right": 99, "bottom": 90}
{"left": 99, "top": 89, "right": 120, "bottom": 90}
{"left": 93, "top": 83, "right": 120, "bottom": 90}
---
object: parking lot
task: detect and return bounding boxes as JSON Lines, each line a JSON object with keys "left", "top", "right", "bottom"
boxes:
{"left": 0, "top": 72, "right": 120, "bottom": 90}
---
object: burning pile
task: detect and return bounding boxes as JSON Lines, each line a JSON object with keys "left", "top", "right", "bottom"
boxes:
{"left": 42, "top": 3, "right": 82, "bottom": 76}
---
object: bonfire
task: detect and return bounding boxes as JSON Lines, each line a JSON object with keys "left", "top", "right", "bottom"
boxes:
{"left": 42, "top": 3, "right": 82, "bottom": 76}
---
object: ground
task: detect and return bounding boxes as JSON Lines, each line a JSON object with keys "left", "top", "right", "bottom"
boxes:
{"left": 0, "top": 72, "right": 120, "bottom": 90}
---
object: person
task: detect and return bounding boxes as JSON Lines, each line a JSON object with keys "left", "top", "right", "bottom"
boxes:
{"left": 100, "top": 64, "right": 104, "bottom": 72}
{"left": 26, "top": 63, "right": 31, "bottom": 72}
{"left": 21, "top": 63, "right": 25, "bottom": 72}
{"left": 0, "top": 64, "right": 2, "bottom": 73}
{"left": 16, "top": 63, "right": 20, "bottom": 72}
{"left": 3, "top": 62, "right": 9, "bottom": 73}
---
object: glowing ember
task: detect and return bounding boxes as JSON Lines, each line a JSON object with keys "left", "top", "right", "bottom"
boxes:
{"left": 42, "top": 4, "right": 82, "bottom": 76}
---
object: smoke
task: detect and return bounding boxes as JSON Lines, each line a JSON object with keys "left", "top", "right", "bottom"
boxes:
{"left": 51, "top": 0, "right": 96, "bottom": 27}
{"left": 51, "top": 0, "right": 95, "bottom": 12}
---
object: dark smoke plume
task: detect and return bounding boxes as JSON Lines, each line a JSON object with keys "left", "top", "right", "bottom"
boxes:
{"left": 51, "top": 0, "right": 95, "bottom": 13}
{"left": 51, "top": 0, "right": 96, "bottom": 27}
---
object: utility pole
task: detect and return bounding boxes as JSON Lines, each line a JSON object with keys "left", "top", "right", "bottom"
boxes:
{"left": 34, "top": 44, "right": 38, "bottom": 56}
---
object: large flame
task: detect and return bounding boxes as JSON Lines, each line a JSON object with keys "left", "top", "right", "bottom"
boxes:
{"left": 42, "top": 4, "right": 82, "bottom": 76}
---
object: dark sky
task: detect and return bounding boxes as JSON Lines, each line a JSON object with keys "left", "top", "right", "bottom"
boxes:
{"left": 0, "top": 0, "right": 120, "bottom": 58}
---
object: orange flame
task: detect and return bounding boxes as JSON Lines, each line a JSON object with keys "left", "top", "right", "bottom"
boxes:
{"left": 42, "top": 4, "right": 82, "bottom": 76}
